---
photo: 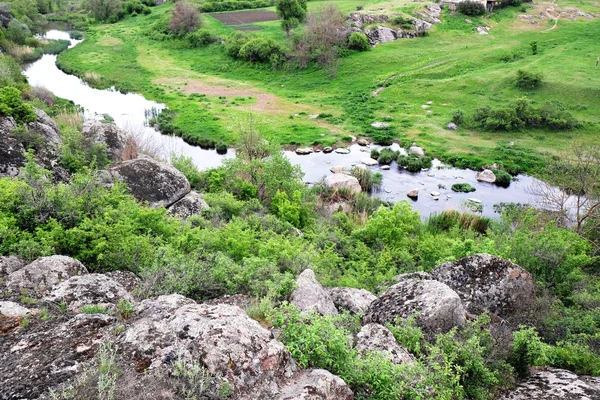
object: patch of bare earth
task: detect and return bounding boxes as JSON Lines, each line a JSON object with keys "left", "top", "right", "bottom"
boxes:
{"left": 209, "top": 10, "right": 279, "bottom": 25}
{"left": 183, "top": 81, "right": 281, "bottom": 112}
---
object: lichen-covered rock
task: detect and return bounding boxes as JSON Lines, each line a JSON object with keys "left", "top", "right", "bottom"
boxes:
{"left": 497, "top": 368, "right": 600, "bottom": 400}
{"left": 42, "top": 274, "right": 134, "bottom": 312}
{"left": 0, "top": 117, "right": 25, "bottom": 178}
{"left": 430, "top": 254, "right": 535, "bottom": 319}
{"left": 104, "top": 270, "right": 141, "bottom": 292}
{"left": 167, "top": 190, "right": 209, "bottom": 219}
{"left": 0, "top": 301, "right": 32, "bottom": 317}
{"left": 395, "top": 271, "right": 432, "bottom": 282}
{"left": 25, "top": 109, "right": 65, "bottom": 177}
{"left": 355, "top": 323, "right": 414, "bottom": 365}
{"left": 82, "top": 119, "right": 129, "bottom": 161}
{"left": 408, "top": 144, "right": 425, "bottom": 157}
{"left": 5, "top": 256, "right": 88, "bottom": 297}
{"left": 363, "top": 279, "right": 466, "bottom": 334}
{"left": 0, "top": 313, "right": 116, "bottom": 400}
{"left": 100, "top": 155, "right": 191, "bottom": 208}
{"left": 476, "top": 169, "right": 496, "bottom": 183}
{"left": 122, "top": 302, "right": 297, "bottom": 398}
{"left": 327, "top": 287, "right": 376, "bottom": 314}
{"left": 0, "top": 256, "right": 26, "bottom": 279}
{"left": 275, "top": 369, "right": 354, "bottom": 400}
{"left": 323, "top": 174, "right": 362, "bottom": 194}
{"left": 290, "top": 269, "right": 338, "bottom": 316}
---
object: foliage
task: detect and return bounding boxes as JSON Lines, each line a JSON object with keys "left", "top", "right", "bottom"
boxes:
{"left": 451, "top": 109, "right": 465, "bottom": 125}
{"left": 271, "top": 190, "right": 310, "bottom": 228}
{"left": 457, "top": 1, "right": 486, "bottom": 16}
{"left": 169, "top": 2, "right": 200, "bottom": 37}
{"left": 377, "top": 147, "right": 399, "bottom": 165}
{"left": 0, "top": 86, "right": 36, "bottom": 124}
{"left": 451, "top": 183, "right": 476, "bottom": 193}
{"left": 515, "top": 69, "right": 543, "bottom": 90}
{"left": 348, "top": 32, "right": 369, "bottom": 51}
{"left": 349, "top": 166, "right": 383, "bottom": 192}
{"left": 510, "top": 326, "right": 550, "bottom": 377}
{"left": 390, "top": 15, "right": 414, "bottom": 30}
{"left": 397, "top": 154, "right": 433, "bottom": 172}
{"left": 492, "top": 169, "right": 512, "bottom": 186}
{"left": 275, "top": 0, "right": 307, "bottom": 35}
{"left": 81, "top": 304, "right": 111, "bottom": 314}
{"left": 187, "top": 29, "right": 215, "bottom": 48}
{"left": 6, "top": 19, "right": 31, "bottom": 45}
{"left": 226, "top": 33, "right": 285, "bottom": 64}
{"left": 85, "top": 0, "right": 122, "bottom": 22}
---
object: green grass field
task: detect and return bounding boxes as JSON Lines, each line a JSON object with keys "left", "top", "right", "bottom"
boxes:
{"left": 57, "top": 0, "right": 600, "bottom": 173}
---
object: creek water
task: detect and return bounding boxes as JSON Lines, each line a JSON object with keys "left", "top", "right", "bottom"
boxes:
{"left": 24, "top": 30, "right": 550, "bottom": 218}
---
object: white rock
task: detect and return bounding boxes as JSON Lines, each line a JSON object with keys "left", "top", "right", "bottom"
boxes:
{"left": 361, "top": 157, "right": 379, "bottom": 166}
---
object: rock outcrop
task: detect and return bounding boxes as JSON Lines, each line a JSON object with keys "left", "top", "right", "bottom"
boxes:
{"left": 290, "top": 269, "right": 338, "bottom": 315}
{"left": 43, "top": 273, "right": 134, "bottom": 312}
{"left": 100, "top": 155, "right": 191, "bottom": 208}
{"left": 476, "top": 169, "right": 496, "bottom": 183}
{"left": 363, "top": 278, "right": 466, "bottom": 334}
{"left": 276, "top": 369, "right": 354, "bottom": 400}
{"left": 328, "top": 287, "right": 377, "bottom": 314}
{"left": 82, "top": 119, "right": 129, "bottom": 161}
{"left": 498, "top": 368, "right": 600, "bottom": 400}
{"left": 5, "top": 255, "right": 88, "bottom": 297}
{"left": 0, "top": 117, "right": 25, "bottom": 178}
{"left": 355, "top": 323, "right": 414, "bottom": 365}
{"left": 323, "top": 174, "right": 362, "bottom": 194}
{"left": 167, "top": 190, "right": 209, "bottom": 219}
{"left": 408, "top": 144, "right": 425, "bottom": 157}
{"left": 431, "top": 254, "right": 535, "bottom": 320}
{"left": 0, "top": 256, "right": 26, "bottom": 278}
{"left": 0, "top": 301, "right": 32, "bottom": 317}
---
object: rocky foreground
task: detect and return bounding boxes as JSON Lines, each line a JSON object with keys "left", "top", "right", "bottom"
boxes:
{"left": 2, "top": 253, "right": 599, "bottom": 399}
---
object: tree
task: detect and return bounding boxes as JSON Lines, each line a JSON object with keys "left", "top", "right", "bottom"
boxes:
{"left": 85, "top": 0, "right": 122, "bottom": 21}
{"left": 529, "top": 143, "right": 600, "bottom": 251}
{"left": 169, "top": 2, "right": 200, "bottom": 36}
{"left": 275, "top": 0, "right": 307, "bottom": 36}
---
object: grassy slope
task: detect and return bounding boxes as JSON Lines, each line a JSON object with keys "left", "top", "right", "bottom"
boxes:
{"left": 57, "top": 0, "right": 600, "bottom": 172}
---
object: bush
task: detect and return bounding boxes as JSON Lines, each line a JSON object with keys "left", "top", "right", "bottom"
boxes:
{"left": 457, "top": 1, "right": 486, "bottom": 16}
{"left": 6, "top": 20, "right": 31, "bottom": 45}
{"left": 349, "top": 166, "right": 383, "bottom": 192}
{"left": 124, "top": 0, "right": 151, "bottom": 15}
{"left": 451, "top": 109, "right": 465, "bottom": 125}
{"left": 390, "top": 15, "right": 414, "bottom": 30}
{"left": 170, "top": 2, "right": 201, "bottom": 36}
{"left": 397, "top": 154, "right": 433, "bottom": 172}
{"left": 492, "top": 169, "right": 512, "bottom": 186}
{"left": 348, "top": 32, "right": 369, "bottom": 51}
{"left": 238, "top": 37, "right": 285, "bottom": 63}
{"left": 451, "top": 183, "right": 476, "bottom": 193}
{"left": 377, "top": 147, "right": 399, "bottom": 165}
{"left": 511, "top": 326, "right": 550, "bottom": 377}
{"left": 0, "top": 87, "right": 36, "bottom": 124}
{"left": 224, "top": 32, "right": 249, "bottom": 58}
{"left": 188, "top": 29, "right": 215, "bottom": 47}
{"left": 370, "top": 149, "right": 380, "bottom": 159}
{"left": 69, "top": 31, "right": 84, "bottom": 40}
{"left": 515, "top": 69, "right": 543, "bottom": 90}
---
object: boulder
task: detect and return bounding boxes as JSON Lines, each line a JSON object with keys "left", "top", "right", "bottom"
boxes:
{"left": 477, "top": 169, "right": 496, "bottom": 183}
{"left": 327, "top": 287, "right": 377, "bottom": 314}
{"left": 122, "top": 302, "right": 297, "bottom": 398}
{"left": 275, "top": 369, "right": 354, "bottom": 400}
{"left": 104, "top": 270, "right": 141, "bottom": 292}
{"left": 167, "top": 190, "right": 209, "bottom": 219}
{"left": 395, "top": 271, "right": 432, "bottom": 282}
{"left": 407, "top": 188, "right": 419, "bottom": 199}
{"left": 5, "top": 256, "right": 88, "bottom": 297}
{"left": 322, "top": 146, "right": 333, "bottom": 153}
{"left": 335, "top": 148, "right": 350, "bottom": 154}
{"left": 0, "top": 313, "right": 116, "bottom": 400}
{"left": 446, "top": 122, "right": 459, "bottom": 130}
{"left": 0, "top": 116, "right": 25, "bottom": 178}
{"left": 497, "top": 368, "right": 600, "bottom": 400}
{"left": 357, "top": 138, "right": 369, "bottom": 146}
{"left": 371, "top": 121, "right": 390, "bottom": 129}
{"left": 100, "top": 155, "right": 191, "bottom": 208}
{"left": 330, "top": 165, "right": 345, "bottom": 174}
{"left": 381, "top": 165, "right": 390, "bottom": 170}
{"left": 408, "top": 144, "right": 425, "bottom": 157}
{"left": 355, "top": 323, "right": 414, "bottom": 365}
{"left": 295, "top": 147, "right": 313, "bottom": 155}
{"left": 290, "top": 269, "right": 338, "bottom": 316}
{"left": 43, "top": 273, "right": 134, "bottom": 312}
{"left": 430, "top": 254, "right": 535, "bottom": 319}
{"left": 366, "top": 26, "right": 397, "bottom": 45}
{"left": 0, "top": 256, "right": 26, "bottom": 278}
{"left": 363, "top": 279, "right": 466, "bottom": 334}
{"left": 361, "top": 157, "right": 379, "bottom": 166}
{"left": 25, "top": 109, "right": 64, "bottom": 174}
{"left": 323, "top": 174, "right": 362, "bottom": 194}
{"left": 0, "top": 301, "right": 32, "bottom": 317}
{"left": 82, "top": 119, "right": 129, "bottom": 161}
{"left": 325, "top": 201, "right": 352, "bottom": 215}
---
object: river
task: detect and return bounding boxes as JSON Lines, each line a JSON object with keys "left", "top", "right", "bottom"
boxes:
{"left": 24, "top": 30, "right": 550, "bottom": 218}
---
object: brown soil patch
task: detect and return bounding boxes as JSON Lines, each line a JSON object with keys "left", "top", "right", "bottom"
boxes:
{"left": 183, "top": 81, "right": 281, "bottom": 112}
{"left": 210, "top": 10, "right": 279, "bottom": 25}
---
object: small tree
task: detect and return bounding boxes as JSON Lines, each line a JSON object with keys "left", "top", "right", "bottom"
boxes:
{"left": 515, "top": 69, "right": 543, "bottom": 90}
{"left": 275, "top": 0, "right": 307, "bottom": 36}
{"left": 456, "top": 1, "right": 486, "bottom": 16}
{"left": 6, "top": 19, "right": 31, "bottom": 45}
{"left": 169, "top": 2, "right": 200, "bottom": 37}
{"left": 348, "top": 32, "right": 369, "bottom": 51}
{"left": 85, "top": 0, "right": 122, "bottom": 21}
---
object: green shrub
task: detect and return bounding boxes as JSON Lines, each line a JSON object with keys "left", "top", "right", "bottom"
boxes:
{"left": 390, "top": 15, "right": 414, "bottom": 30}
{"left": 6, "top": 19, "right": 31, "bottom": 45}
{"left": 69, "top": 31, "right": 84, "bottom": 40}
{"left": 188, "top": 29, "right": 215, "bottom": 47}
{"left": 397, "top": 154, "right": 433, "bottom": 172}
{"left": 511, "top": 326, "right": 550, "bottom": 377}
{"left": 377, "top": 148, "right": 399, "bottom": 165}
{"left": 451, "top": 109, "right": 465, "bottom": 125}
{"left": 238, "top": 37, "right": 285, "bottom": 63}
{"left": 348, "top": 32, "right": 369, "bottom": 51}
{"left": 370, "top": 149, "right": 380, "bottom": 159}
{"left": 548, "top": 339, "right": 600, "bottom": 376}
{"left": 492, "top": 169, "right": 512, "bottom": 186}
{"left": 0, "top": 55, "right": 27, "bottom": 87}
{"left": 451, "top": 183, "right": 476, "bottom": 193}
{"left": 0, "top": 87, "right": 36, "bottom": 124}
{"left": 457, "top": 1, "right": 486, "bottom": 16}
{"left": 515, "top": 69, "right": 543, "bottom": 90}
{"left": 81, "top": 304, "right": 111, "bottom": 314}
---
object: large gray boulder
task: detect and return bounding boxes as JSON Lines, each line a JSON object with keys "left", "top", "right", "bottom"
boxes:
{"left": 122, "top": 301, "right": 297, "bottom": 398}
{"left": 275, "top": 369, "right": 354, "bottom": 400}
{"left": 100, "top": 155, "right": 191, "bottom": 208}
{"left": 408, "top": 144, "right": 425, "bottom": 157}
{"left": 327, "top": 287, "right": 377, "bottom": 314}
{"left": 5, "top": 256, "right": 88, "bottom": 297}
{"left": 498, "top": 368, "right": 600, "bottom": 400}
{"left": 431, "top": 254, "right": 535, "bottom": 320}
{"left": 0, "top": 117, "right": 25, "bottom": 178}
{"left": 167, "top": 190, "right": 209, "bottom": 219}
{"left": 476, "top": 169, "right": 496, "bottom": 183}
{"left": 43, "top": 273, "right": 134, "bottom": 313}
{"left": 0, "top": 256, "right": 26, "bottom": 279}
{"left": 82, "top": 119, "right": 129, "bottom": 161}
{"left": 323, "top": 174, "right": 362, "bottom": 194}
{"left": 363, "top": 279, "right": 466, "bottom": 334}
{"left": 355, "top": 323, "right": 414, "bottom": 365}
{"left": 290, "top": 269, "right": 338, "bottom": 316}
{"left": 26, "top": 109, "right": 65, "bottom": 178}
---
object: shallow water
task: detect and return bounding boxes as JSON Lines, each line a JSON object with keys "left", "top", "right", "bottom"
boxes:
{"left": 25, "top": 31, "right": 554, "bottom": 218}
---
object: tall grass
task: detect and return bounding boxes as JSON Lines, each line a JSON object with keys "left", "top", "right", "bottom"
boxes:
{"left": 427, "top": 210, "right": 491, "bottom": 234}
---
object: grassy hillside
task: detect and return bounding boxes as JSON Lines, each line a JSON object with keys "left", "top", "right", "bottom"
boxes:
{"left": 56, "top": 0, "right": 600, "bottom": 173}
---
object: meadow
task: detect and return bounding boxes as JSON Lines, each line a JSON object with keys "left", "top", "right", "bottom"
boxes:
{"left": 56, "top": 0, "right": 600, "bottom": 173}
